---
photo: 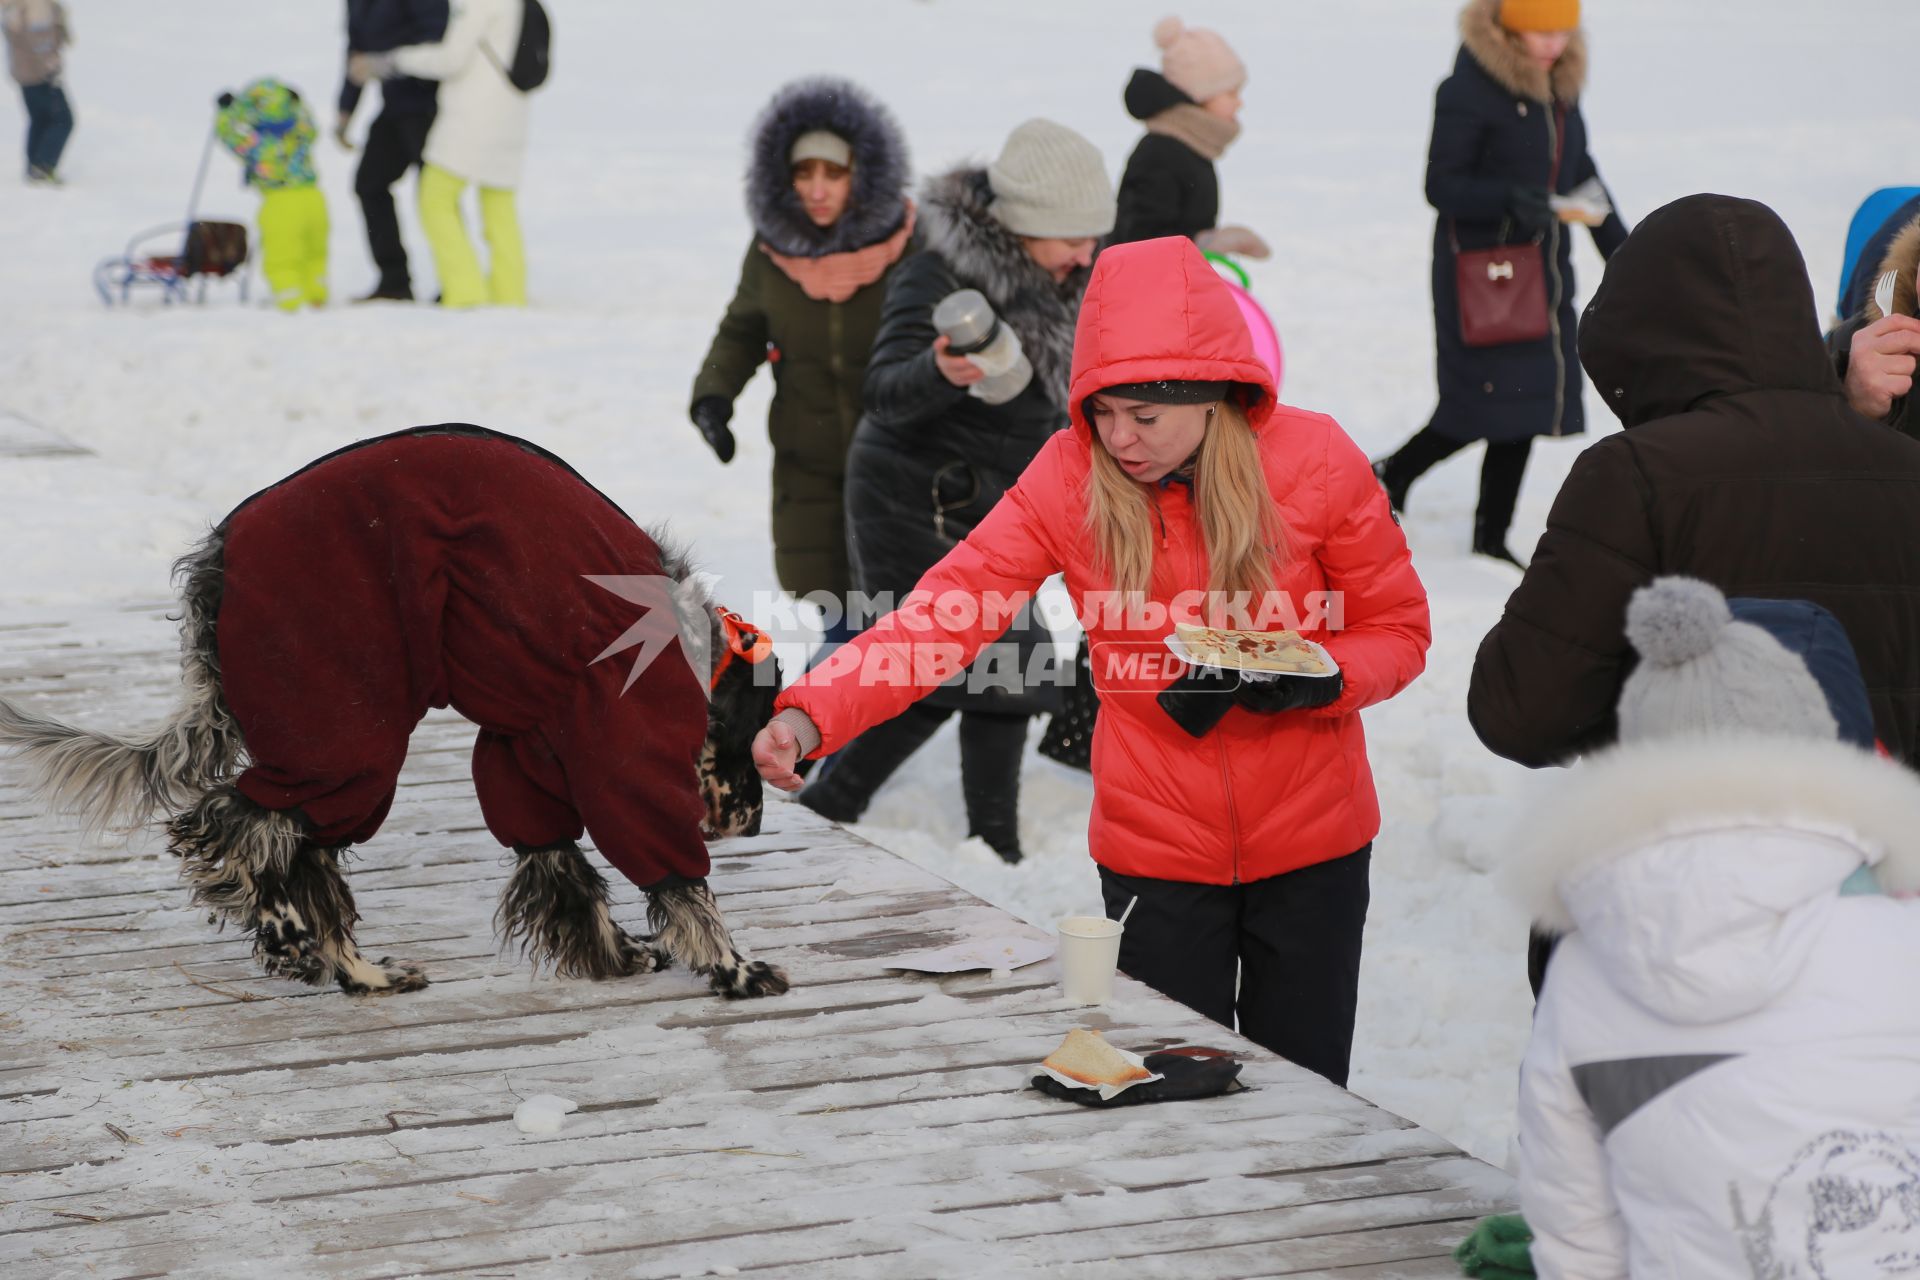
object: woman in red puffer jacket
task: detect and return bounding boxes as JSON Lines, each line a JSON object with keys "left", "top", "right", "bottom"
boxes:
{"left": 753, "top": 235, "right": 1429, "bottom": 1086}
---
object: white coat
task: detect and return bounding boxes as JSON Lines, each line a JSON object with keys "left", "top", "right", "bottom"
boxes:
{"left": 1505, "top": 735, "right": 1920, "bottom": 1279}
{"left": 390, "top": 0, "right": 527, "bottom": 190}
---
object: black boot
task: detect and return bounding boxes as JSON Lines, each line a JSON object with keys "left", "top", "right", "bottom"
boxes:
{"left": 960, "top": 712, "right": 1028, "bottom": 866}
{"left": 1371, "top": 457, "right": 1410, "bottom": 517}
{"left": 1472, "top": 527, "right": 1527, "bottom": 568}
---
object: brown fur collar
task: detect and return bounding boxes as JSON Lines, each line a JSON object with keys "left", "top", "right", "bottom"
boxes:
{"left": 1459, "top": 0, "right": 1588, "bottom": 104}
{"left": 1868, "top": 216, "right": 1920, "bottom": 320}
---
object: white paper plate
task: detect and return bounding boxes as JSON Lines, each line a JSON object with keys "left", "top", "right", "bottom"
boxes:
{"left": 1163, "top": 631, "right": 1340, "bottom": 682}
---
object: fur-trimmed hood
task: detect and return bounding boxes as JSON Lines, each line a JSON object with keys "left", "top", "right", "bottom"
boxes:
{"left": 745, "top": 77, "right": 911, "bottom": 259}
{"left": 1458, "top": 0, "right": 1587, "bottom": 103}
{"left": 1868, "top": 214, "right": 1920, "bottom": 322}
{"left": 918, "top": 165, "right": 1092, "bottom": 414}
{"left": 1505, "top": 736, "right": 1920, "bottom": 1020}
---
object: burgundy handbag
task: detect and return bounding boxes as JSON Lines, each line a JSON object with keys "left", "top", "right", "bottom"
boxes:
{"left": 1451, "top": 103, "right": 1567, "bottom": 349}
{"left": 1453, "top": 227, "right": 1549, "bottom": 348}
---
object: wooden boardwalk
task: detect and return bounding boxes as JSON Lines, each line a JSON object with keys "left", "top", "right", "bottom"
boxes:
{"left": 0, "top": 609, "right": 1512, "bottom": 1278}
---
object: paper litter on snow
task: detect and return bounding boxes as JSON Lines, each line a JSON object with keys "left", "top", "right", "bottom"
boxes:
{"left": 512, "top": 1094, "right": 579, "bottom": 1135}
{"left": 885, "top": 934, "right": 1055, "bottom": 974}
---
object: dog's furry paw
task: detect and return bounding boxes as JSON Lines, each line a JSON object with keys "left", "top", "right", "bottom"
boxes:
{"left": 709, "top": 958, "right": 790, "bottom": 1000}
{"left": 614, "top": 932, "right": 672, "bottom": 977}
{"left": 337, "top": 956, "right": 430, "bottom": 996}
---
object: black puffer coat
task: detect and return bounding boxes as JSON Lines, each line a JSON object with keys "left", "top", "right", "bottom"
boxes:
{"left": 845, "top": 166, "right": 1089, "bottom": 714}
{"left": 1111, "top": 69, "right": 1217, "bottom": 245}
{"left": 1426, "top": 0, "right": 1627, "bottom": 444}
{"left": 1468, "top": 195, "right": 1920, "bottom": 769}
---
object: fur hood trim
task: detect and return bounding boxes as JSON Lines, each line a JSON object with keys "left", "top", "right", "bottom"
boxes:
{"left": 918, "top": 164, "right": 1091, "bottom": 414}
{"left": 1504, "top": 735, "right": 1920, "bottom": 930}
{"left": 1458, "top": 0, "right": 1587, "bottom": 104}
{"left": 746, "top": 77, "right": 912, "bottom": 259}
{"left": 1868, "top": 215, "right": 1920, "bottom": 321}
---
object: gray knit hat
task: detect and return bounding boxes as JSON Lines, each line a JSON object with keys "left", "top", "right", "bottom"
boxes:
{"left": 986, "top": 119, "right": 1116, "bottom": 239}
{"left": 1617, "top": 577, "right": 1838, "bottom": 744}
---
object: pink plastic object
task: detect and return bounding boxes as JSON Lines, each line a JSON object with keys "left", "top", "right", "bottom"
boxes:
{"left": 1202, "top": 252, "right": 1283, "bottom": 390}
{"left": 1226, "top": 280, "right": 1283, "bottom": 391}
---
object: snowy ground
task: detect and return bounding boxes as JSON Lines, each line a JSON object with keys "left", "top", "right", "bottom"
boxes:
{"left": 3, "top": 0, "right": 1913, "bottom": 1166}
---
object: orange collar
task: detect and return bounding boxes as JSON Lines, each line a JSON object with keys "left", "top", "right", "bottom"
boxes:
{"left": 709, "top": 606, "right": 773, "bottom": 691}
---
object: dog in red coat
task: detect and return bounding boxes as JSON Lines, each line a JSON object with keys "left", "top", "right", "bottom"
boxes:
{"left": 0, "top": 427, "right": 788, "bottom": 999}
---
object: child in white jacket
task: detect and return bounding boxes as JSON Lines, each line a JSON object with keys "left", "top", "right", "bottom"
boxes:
{"left": 1507, "top": 576, "right": 1920, "bottom": 1279}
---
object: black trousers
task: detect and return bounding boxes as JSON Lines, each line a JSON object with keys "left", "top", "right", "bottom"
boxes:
{"left": 354, "top": 106, "right": 435, "bottom": 295}
{"left": 1380, "top": 424, "right": 1533, "bottom": 539}
{"left": 1099, "top": 846, "right": 1372, "bottom": 1088}
{"left": 798, "top": 702, "right": 1028, "bottom": 855}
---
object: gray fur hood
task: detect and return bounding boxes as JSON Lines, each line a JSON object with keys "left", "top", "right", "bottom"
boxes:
{"left": 918, "top": 164, "right": 1091, "bottom": 414}
{"left": 746, "top": 77, "right": 911, "bottom": 259}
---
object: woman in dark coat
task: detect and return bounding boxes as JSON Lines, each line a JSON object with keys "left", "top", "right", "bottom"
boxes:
{"left": 797, "top": 119, "right": 1116, "bottom": 863}
{"left": 690, "top": 78, "right": 914, "bottom": 613}
{"left": 1374, "top": 0, "right": 1627, "bottom": 566}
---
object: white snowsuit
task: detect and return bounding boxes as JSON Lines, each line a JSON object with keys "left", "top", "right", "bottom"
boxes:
{"left": 1507, "top": 735, "right": 1920, "bottom": 1279}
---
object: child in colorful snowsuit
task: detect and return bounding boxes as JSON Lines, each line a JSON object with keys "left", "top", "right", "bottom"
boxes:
{"left": 216, "top": 79, "right": 328, "bottom": 311}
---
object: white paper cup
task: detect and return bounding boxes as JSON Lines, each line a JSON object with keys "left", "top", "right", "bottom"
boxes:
{"left": 1057, "top": 915, "right": 1124, "bottom": 1005}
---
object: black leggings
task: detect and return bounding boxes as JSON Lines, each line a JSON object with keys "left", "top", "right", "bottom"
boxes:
{"left": 798, "top": 703, "right": 1028, "bottom": 855}
{"left": 1098, "top": 848, "right": 1372, "bottom": 1087}
{"left": 1380, "top": 425, "right": 1533, "bottom": 539}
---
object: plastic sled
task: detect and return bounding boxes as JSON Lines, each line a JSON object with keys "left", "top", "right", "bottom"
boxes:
{"left": 1204, "top": 252, "right": 1284, "bottom": 391}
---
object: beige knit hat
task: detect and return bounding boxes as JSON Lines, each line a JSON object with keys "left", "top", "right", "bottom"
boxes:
{"left": 1155, "top": 16, "right": 1246, "bottom": 103}
{"left": 986, "top": 119, "right": 1116, "bottom": 240}
{"left": 789, "top": 129, "right": 852, "bottom": 169}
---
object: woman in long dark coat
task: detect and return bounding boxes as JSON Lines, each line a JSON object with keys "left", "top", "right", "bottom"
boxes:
{"left": 796, "top": 119, "right": 1115, "bottom": 863}
{"left": 690, "top": 78, "right": 914, "bottom": 613}
{"left": 1373, "top": 0, "right": 1627, "bottom": 566}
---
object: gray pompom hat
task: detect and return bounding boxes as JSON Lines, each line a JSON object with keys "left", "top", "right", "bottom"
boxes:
{"left": 1616, "top": 576, "right": 1839, "bottom": 744}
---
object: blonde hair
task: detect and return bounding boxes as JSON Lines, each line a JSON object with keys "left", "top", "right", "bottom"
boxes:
{"left": 1084, "top": 400, "right": 1287, "bottom": 613}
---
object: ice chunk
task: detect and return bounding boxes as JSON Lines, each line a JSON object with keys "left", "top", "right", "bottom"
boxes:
{"left": 512, "top": 1094, "right": 578, "bottom": 1135}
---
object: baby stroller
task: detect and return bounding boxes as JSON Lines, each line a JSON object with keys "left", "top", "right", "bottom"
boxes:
{"left": 94, "top": 120, "right": 250, "bottom": 306}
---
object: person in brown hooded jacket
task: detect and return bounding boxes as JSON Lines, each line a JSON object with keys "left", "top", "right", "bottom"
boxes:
{"left": 1469, "top": 194, "right": 1920, "bottom": 772}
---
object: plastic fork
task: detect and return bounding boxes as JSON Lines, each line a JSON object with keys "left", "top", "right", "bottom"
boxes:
{"left": 1875, "top": 269, "right": 1900, "bottom": 320}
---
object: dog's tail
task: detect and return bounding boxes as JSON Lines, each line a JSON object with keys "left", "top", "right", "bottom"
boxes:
{"left": 0, "top": 527, "right": 244, "bottom": 836}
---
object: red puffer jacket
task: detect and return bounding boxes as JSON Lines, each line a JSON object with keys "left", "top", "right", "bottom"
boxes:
{"left": 777, "top": 237, "right": 1430, "bottom": 883}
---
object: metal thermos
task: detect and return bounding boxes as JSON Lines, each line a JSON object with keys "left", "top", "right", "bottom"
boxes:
{"left": 932, "top": 288, "right": 1034, "bottom": 406}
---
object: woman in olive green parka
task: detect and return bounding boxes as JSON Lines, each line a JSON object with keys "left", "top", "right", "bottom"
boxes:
{"left": 690, "top": 77, "right": 915, "bottom": 608}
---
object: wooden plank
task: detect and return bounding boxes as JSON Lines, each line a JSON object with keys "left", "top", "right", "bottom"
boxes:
{"left": 0, "top": 615, "right": 1512, "bottom": 1277}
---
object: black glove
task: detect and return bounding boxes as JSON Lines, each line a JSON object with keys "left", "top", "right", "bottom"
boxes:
{"left": 1505, "top": 186, "right": 1554, "bottom": 238}
{"left": 216, "top": 92, "right": 235, "bottom": 108}
{"left": 690, "top": 396, "right": 736, "bottom": 464}
{"left": 1156, "top": 663, "right": 1238, "bottom": 739}
{"left": 1031, "top": 1048, "right": 1244, "bottom": 1107}
{"left": 1234, "top": 668, "right": 1343, "bottom": 714}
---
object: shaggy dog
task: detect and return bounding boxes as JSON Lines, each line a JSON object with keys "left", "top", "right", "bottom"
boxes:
{"left": 0, "top": 426, "right": 789, "bottom": 999}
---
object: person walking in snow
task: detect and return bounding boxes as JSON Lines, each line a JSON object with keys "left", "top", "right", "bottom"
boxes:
{"left": 350, "top": 0, "right": 531, "bottom": 308}
{"left": 216, "top": 79, "right": 329, "bottom": 312}
{"left": 3, "top": 0, "right": 72, "bottom": 184}
{"left": 1372, "top": 0, "right": 1627, "bottom": 567}
{"left": 689, "top": 77, "right": 916, "bottom": 638}
{"left": 755, "top": 236, "right": 1430, "bottom": 1087}
{"left": 785, "top": 119, "right": 1116, "bottom": 864}
{"left": 1506, "top": 576, "right": 1920, "bottom": 1278}
{"left": 337, "top": 0, "right": 447, "bottom": 303}
{"left": 1110, "top": 16, "right": 1267, "bottom": 259}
